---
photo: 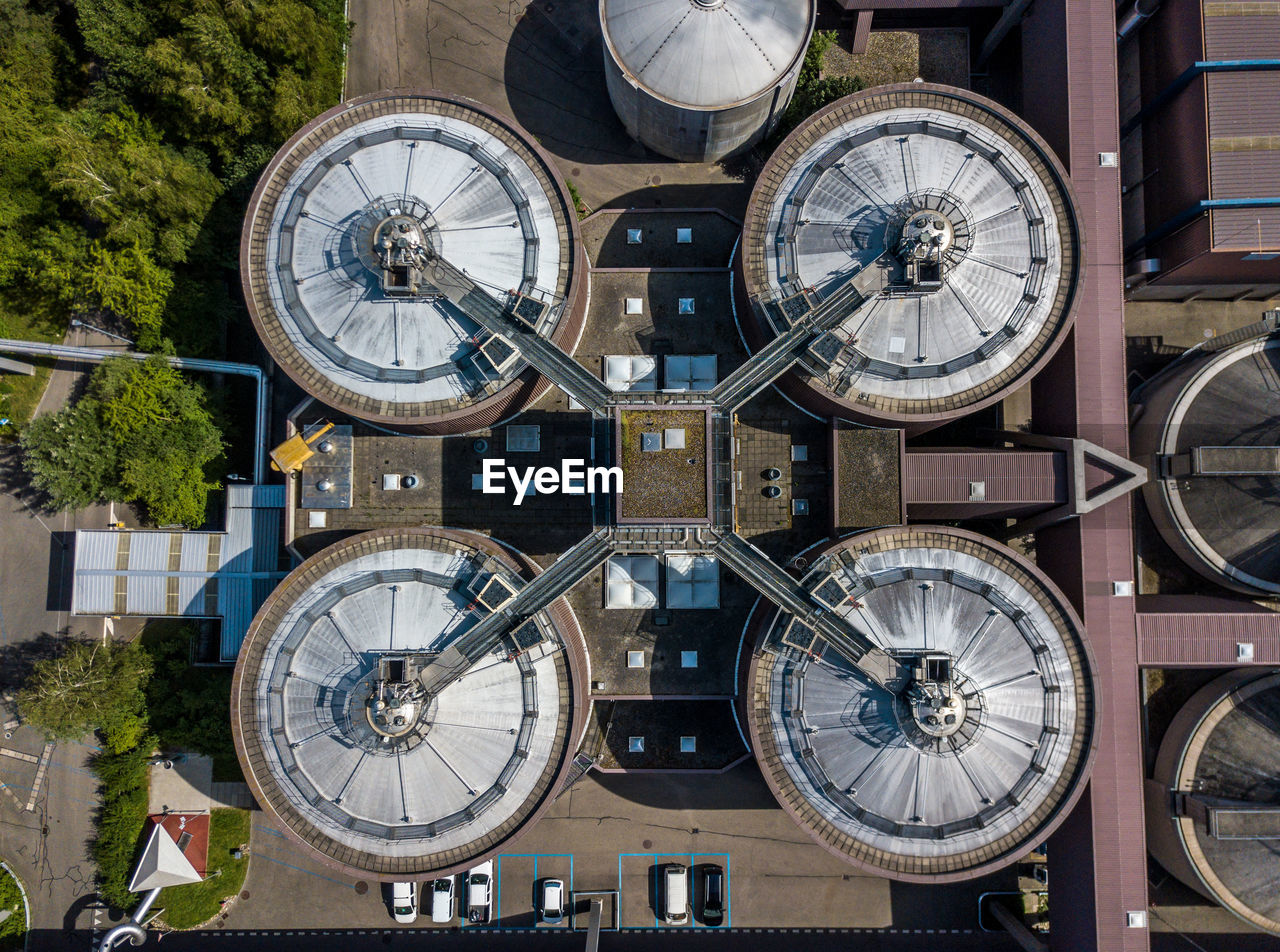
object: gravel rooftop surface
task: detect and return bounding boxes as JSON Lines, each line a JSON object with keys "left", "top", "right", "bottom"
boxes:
{"left": 617, "top": 408, "right": 709, "bottom": 521}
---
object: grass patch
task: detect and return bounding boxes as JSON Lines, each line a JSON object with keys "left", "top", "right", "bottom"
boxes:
{"left": 566, "top": 180, "right": 588, "bottom": 220}
{"left": 156, "top": 808, "right": 251, "bottom": 930}
{"left": 0, "top": 292, "right": 66, "bottom": 434}
{"left": 0, "top": 865, "right": 28, "bottom": 952}
{"left": 617, "top": 408, "right": 708, "bottom": 521}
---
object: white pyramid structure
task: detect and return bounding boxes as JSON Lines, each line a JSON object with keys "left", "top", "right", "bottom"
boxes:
{"left": 127, "top": 822, "right": 204, "bottom": 892}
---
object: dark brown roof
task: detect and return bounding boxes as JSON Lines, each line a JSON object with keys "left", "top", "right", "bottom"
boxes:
{"left": 1203, "top": 5, "right": 1280, "bottom": 251}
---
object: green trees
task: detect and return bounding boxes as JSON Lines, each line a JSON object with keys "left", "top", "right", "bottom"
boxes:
{"left": 48, "top": 108, "right": 221, "bottom": 266}
{"left": 17, "top": 640, "right": 153, "bottom": 747}
{"left": 21, "top": 355, "right": 223, "bottom": 526}
{"left": 771, "top": 31, "right": 865, "bottom": 147}
{"left": 0, "top": 0, "right": 347, "bottom": 383}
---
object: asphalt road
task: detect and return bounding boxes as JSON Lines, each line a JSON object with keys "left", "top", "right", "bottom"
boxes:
{"left": 0, "top": 327, "right": 127, "bottom": 952}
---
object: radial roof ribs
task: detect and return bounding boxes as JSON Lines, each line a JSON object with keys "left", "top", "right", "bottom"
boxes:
{"left": 423, "top": 253, "right": 611, "bottom": 411}
{"left": 416, "top": 529, "right": 613, "bottom": 696}
{"left": 711, "top": 532, "right": 902, "bottom": 690}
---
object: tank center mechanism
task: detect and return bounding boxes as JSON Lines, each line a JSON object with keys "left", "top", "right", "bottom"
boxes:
{"left": 351, "top": 653, "right": 439, "bottom": 752}
{"left": 896, "top": 209, "right": 955, "bottom": 290}
{"left": 373, "top": 214, "right": 434, "bottom": 296}
{"left": 885, "top": 652, "right": 986, "bottom": 754}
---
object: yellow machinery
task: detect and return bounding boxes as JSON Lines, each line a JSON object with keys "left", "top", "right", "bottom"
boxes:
{"left": 269, "top": 421, "right": 335, "bottom": 474}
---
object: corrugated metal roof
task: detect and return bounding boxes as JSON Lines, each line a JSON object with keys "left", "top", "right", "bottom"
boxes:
{"left": 1203, "top": 5, "right": 1280, "bottom": 250}
{"left": 71, "top": 485, "right": 286, "bottom": 662}
{"left": 1136, "top": 610, "right": 1280, "bottom": 665}
{"left": 601, "top": 0, "right": 813, "bottom": 107}
{"left": 904, "top": 450, "right": 1066, "bottom": 504}
{"left": 1203, "top": 3, "right": 1280, "bottom": 59}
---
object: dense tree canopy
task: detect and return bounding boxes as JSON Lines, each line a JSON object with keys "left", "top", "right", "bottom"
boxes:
{"left": 22, "top": 355, "right": 224, "bottom": 526}
{"left": 17, "top": 639, "right": 153, "bottom": 748}
{"left": 0, "top": 0, "right": 346, "bottom": 354}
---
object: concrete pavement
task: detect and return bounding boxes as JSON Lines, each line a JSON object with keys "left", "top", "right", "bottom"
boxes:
{"left": 0, "top": 324, "right": 135, "bottom": 952}
{"left": 343, "top": 0, "right": 751, "bottom": 217}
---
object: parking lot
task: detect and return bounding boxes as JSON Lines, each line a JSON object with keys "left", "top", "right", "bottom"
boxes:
{"left": 214, "top": 766, "right": 1001, "bottom": 936}
{"left": 618, "top": 854, "right": 730, "bottom": 929}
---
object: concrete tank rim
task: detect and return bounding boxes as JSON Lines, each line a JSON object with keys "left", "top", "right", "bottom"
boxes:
{"left": 240, "top": 88, "right": 587, "bottom": 434}
{"left": 739, "top": 82, "right": 1085, "bottom": 431}
{"left": 1149, "top": 334, "right": 1280, "bottom": 596}
{"left": 1155, "top": 668, "right": 1280, "bottom": 935}
{"left": 742, "top": 524, "right": 1099, "bottom": 882}
{"left": 598, "top": 0, "right": 817, "bottom": 111}
{"left": 230, "top": 525, "right": 588, "bottom": 882}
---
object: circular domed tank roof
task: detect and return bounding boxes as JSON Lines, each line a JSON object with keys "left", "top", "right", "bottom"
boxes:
{"left": 231, "top": 528, "right": 584, "bottom": 879}
{"left": 1153, "top": 669, "right": 1280, "bottom": 935}
{"left": 1136, "top": 334, "right": 1280, "bottom": 595}
{"left": 242, "top": 91, "right": 584, "bottom": 433}
{"left": 740, "top": 85, "right": 1081, "bottom": 429}
{"left": 600, "top": 0, "right": 814, "bottom": 108}
{"left": 746, "top": 526, "right": 1096, "bottom": 881}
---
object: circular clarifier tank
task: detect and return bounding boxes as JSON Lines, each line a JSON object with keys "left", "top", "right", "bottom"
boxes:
{"left": 739, "top": 84, "right": 1082, "bottom": 432}
{"left": 232, "top": 527, "right": 586, "bottom": 880}
{"left": 745, "top": 526, "right": 1097, "bottom": 881}
{"left": 241, "top": 90, "right": 586, "bottom": 434}
{"left": 1148, "top": 669, "right": 1280, "bottom": 936}
{"left": 1132, "top": 333, "right": 1280, "bottom": 596}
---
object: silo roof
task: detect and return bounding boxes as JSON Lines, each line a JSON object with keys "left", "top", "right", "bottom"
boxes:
{"left": 1165, "top": 671, "right": 1280, "bottom": 935}
{"left": 741, "top": 86, "right": 1081, "bottom": 424}
{"left": 242, "top": 92, "right": 579, "bottom": 425}
{"left": 232, "top": 528, "right": 579, "bottom": 878}
{"left": 749, "top": 527, "right": 1096, "bottom": 881}
{"left": 600, "top": 0, "right": 814, "bottom": 108}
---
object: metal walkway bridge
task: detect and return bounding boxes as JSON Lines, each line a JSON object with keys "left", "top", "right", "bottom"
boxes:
{"left": 425, "top": 255, "right": 613, "bottom": 411}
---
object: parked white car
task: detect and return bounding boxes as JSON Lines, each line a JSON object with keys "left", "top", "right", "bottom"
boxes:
{"left": 541, "top": 878, "right": 565, "bottom": 924}
{"left": 390, "top": 881, "right": 418, "bottom": 924}
{"left": 430, "top": 877, "right": 455, "bottom": 923}
{"left": 466, "top": 861, "right": 493, "bottom": 924}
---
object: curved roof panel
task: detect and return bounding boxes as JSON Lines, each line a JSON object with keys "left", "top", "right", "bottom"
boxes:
{"left": 600, "top": 0, "right": 813, "bottom": 107}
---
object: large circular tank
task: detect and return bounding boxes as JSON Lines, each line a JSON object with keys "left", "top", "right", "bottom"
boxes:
{"left": 1132, "top": 333, "right": 1280, "bottom": 596}
{"left": 231, "top": 527, "right": 587, "bottom": 879}
{"left": 1147, "top": 669, "right": 1280, "bottom": 936}
{"left": 739, "top": 85, "right": 1082, "bottom": 432}
{"left": 744, "top": 526, "right": 1097, "bottom": 881}
{"left": 600, "top": 0, "right": 816, "bottom": 162}
{"left": 242, "top": 91, "right": 586, "bottom": 435}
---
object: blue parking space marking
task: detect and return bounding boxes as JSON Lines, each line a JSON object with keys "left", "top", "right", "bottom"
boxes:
{"left": 619, "top": 851, "right": 732, "bottom": 930}
{"left": 691, "top": 853, "right": 731, "bottom": 929}
{"left": 491, "top": 852, "right": 574, "bottom": 930}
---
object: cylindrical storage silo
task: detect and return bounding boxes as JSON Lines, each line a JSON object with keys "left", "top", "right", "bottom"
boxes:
{"left": 743, "top": 525, "right": 1098, "bottom": 881}
{"left": 241, "top": 91, "right": 587, "bottom": 435}
{"left": 232, "top": 527, "right": 589, "bottom": 880}
{"left": 600, "top": 0, "right": 816, "bottom": 162}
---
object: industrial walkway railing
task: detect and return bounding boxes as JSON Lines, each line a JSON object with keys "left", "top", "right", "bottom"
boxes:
{"left": 0, "top": 338, "right": 269, "bottom": 483}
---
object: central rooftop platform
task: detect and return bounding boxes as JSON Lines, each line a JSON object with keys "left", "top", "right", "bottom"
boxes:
{"left": 614, "top": 407, "right": 712, "bottom": 525}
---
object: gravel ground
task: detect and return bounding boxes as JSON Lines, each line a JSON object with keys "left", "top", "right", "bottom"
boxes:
{"left": 822, "top": 30, "right": 970, "bottom": 89}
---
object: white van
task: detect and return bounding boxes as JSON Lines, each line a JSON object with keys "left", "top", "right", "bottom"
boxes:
{"left": 663, "top": 864, "right": 688, "bottom": 924}
{"left": 430, "top": 877, "right": 455, "bottom": 923}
